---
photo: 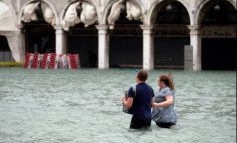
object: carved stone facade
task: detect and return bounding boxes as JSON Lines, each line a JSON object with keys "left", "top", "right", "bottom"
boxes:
{"left": 0, "top": 0, "right": 236, "bottom": 70}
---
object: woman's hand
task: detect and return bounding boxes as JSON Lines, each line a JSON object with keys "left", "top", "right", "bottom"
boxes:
{"left": 152, "top": 103, "right": 159, "bottom": 108}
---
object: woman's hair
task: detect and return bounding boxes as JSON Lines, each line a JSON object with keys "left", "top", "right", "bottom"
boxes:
{"left": 159, "top": 74, "right": 175, "bottom": 90}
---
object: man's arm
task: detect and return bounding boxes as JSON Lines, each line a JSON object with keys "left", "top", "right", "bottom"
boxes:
{"left": 123, "top": 97, "right": 133, "bottom": 108}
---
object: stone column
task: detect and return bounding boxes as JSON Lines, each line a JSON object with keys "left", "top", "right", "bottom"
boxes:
{"left": 141, "top": 25, "right": 154, "bottom": 70}
{"left": 189, "top": 25, "right": 202, "bottom": 71}
{"left": 19, "top": 28, "right": 25, "bottom": 62}
{"left": 55, "top": 26, "right": 66, "bottom": 54}
{"left": 96, "top": 25, "right": 109, "bottom": 69}
{"left": 12, "top": 25, "right": 25, "bottom": 62}
{"left": 16, "top": 0, "right": 22, "bottom": 13}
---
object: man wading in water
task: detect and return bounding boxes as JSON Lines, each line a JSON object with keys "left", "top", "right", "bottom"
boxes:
{"left": 122, "top": 70, "right": 155, "bottom": 129}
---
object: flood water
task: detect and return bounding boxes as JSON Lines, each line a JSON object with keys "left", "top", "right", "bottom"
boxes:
{"left": 0, "top": 68, "right": 236, "bottom": 143}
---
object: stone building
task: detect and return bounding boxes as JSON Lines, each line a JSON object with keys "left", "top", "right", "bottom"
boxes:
{"left": 0, "top": 0, "right": 236, "bottom": 70}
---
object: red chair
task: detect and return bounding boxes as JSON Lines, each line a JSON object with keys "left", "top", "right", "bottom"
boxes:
{"left": 40, "top": 53, "right": 48, "bottom": 69}
{"left": 24, "top": 52, "right": 31, "bottom": 68}
{"left": 31, "top": 53, "right": 39, "bottom": 69}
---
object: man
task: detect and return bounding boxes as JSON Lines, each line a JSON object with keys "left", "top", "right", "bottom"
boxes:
{"left": 123, "top": 70, "right": 155, "bottom": 129}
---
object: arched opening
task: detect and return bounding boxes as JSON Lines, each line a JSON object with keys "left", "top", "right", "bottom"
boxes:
{"left": 0, "top": 1, "right": 17, "bottom": 61}
{"left": 200, "top": 1, "right": 236, "bottom": 70}
{"left": 67, "top": 23, "right": 98, "bottom": 68}
{"left": 153, "top": 1, "right": 190, "bottom": 69}
{"left": 24, "top": 21, "right": 55, "bottom": 54}
{"left": 22, "top": 2, "right": 56, "bottom": 54}
{"left": 109, "top": 3, "right": 143, "bottom": 68}
{"left": 0, "top": 35, "right": 13, "bottom": 61}
{"left": 63, "top": 1, "right": 98, "bottom": 68}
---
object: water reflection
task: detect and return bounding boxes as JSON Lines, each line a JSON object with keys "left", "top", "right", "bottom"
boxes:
{"left": 0, "top": 68, "right": 236, "bottom": 143}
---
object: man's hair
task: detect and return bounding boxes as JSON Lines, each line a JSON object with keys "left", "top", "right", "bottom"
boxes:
{"left": 137, "top": 70, "right": 148, "bottom": 82}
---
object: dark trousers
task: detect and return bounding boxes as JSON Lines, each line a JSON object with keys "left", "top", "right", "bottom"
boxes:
{"left": 155, "top": 122, "right": 174, "bottom": 128}
{"left": 130, "top": 116, "right": 151, "bottom": 129}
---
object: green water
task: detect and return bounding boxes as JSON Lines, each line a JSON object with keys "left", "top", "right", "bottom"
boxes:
{"left": 0, "top": 68, "right": 236, "bottom": 143}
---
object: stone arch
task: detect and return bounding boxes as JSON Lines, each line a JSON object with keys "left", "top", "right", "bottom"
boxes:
{"left": 0, "top": 0, "right": 20, "bottom": 62}
{"left": 102, "top": 0, "right": 145, "bottom": 25}
{"left": 60, "top": 0, "right": 99, "bottom": 25}
{"left": 62, "top": 0, "right": 99, "bottom": 67}
{"left": 194, "top": 0, "right": 237, "bottom": 25}
{"left": 17, "top": 0, "right": 59, "bottom": 28}
{"left": 146, "top": 0, "right": 192, "bottom": 25}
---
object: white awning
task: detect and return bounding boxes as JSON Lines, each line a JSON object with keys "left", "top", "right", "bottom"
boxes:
{"left": 0, "top": 2, "right": 21, "bottom": 62}
{"left": 0, "top": 2, "right": 18, "bottom": 32}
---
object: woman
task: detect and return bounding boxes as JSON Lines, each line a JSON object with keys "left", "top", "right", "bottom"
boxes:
{"left": 152, "top": 74, "right": 177, "bottom": 128}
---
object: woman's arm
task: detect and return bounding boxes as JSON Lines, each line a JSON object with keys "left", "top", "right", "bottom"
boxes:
{"left": 151, "top": 97, "right": 155, "bottom": 107}
{"left": 123, "top": 97, "right": 133, "bottom": 108}
{"left": 153, "top": 95, "right": 173, "bottom": 108}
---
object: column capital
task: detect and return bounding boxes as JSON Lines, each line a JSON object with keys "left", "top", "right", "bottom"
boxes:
{"left": 54, "top": 25, "right": 64, "bottom": 35}
{"left": 140, "top": 25, "right": 154, "bottom": 30}
{"left": 141, "top": 25, "right": 154, "bottom": 35}
{"left": 16, "top": 23, "right": 23, "bottom": 29}
{"left": 96, "top": 25, "right": 108, "bottom": 30}
{"left": 188, "top": 25, "right": 201, "bottom": 30}
{"left": 96, "top": 25, "right": 108, "bottom": 34}
{"left": 54, "top": 25, "right": 64, "bottom": 30}
{"left": 188, "top": 25, "right": 201, "bottom": 35}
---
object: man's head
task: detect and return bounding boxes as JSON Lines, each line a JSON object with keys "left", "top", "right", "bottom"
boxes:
{"left": 136, "top": 70, "right": 148, "bottom": 83}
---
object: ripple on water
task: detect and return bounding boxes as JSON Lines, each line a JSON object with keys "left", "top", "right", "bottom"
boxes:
{"left": 0, "top": 68, "right": 236, "bottom": 143}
